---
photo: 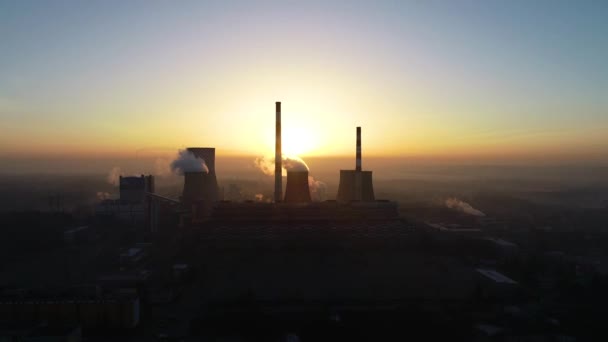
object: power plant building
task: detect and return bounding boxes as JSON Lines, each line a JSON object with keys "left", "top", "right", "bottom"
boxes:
{"left": 183, "top": 147, "right": 219, "bottom": 204}
{"left": 337, "top": 127, "right": 376, "bottom": 202}
{"left": 119, "top": 175, "right": 154, "bottom": 204}
{"left": 284, "top": 170, "right": 312, "bottom": 203}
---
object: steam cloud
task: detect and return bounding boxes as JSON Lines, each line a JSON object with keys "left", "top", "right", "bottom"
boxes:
{"left": 254, "top": 154, "right": 309, "bottom": 176}
{"left": 445, "top": 198, "right": 485, "bottom": 216}
{"left": 171, "top": 149, "right": 209, "bottom": 175}
{"left": 107, "top": 167, "right": 122, "bottom": 185}
{"left": 254, "top": 154, "right": 325, "bottom": 201}
{"left": 308, "top": 176, "right": 327, "bottom": 202}
{"left": 154, "top": 157, "right": 171, "bottom": 176}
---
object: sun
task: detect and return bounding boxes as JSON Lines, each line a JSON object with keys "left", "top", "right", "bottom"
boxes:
{"left": 282, "top": 127, "right": 318, "bottom": 156}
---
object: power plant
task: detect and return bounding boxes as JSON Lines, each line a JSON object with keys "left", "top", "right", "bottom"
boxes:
{"left": 129, "top": 101, "right": 395, "bottom": 228}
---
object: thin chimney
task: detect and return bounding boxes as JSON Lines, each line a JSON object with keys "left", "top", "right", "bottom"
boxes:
{"left": 274, "top": 102, "right": 282, "bottom": 203}
{"left": 356, "top": 126, "right": 362, "bottom": 172}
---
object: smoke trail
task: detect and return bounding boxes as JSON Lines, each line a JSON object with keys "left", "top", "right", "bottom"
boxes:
{"left": 254, "top": 156, "right": 274, "bottom": 176}
{"left": 445, "top": 198, "right": 485, "bottom": 216}
{"left": 283, "top": 155, "right": 309, "bottom": 172}
{"left": 107, "top": 167, "right": 122, "bottom": 185}
{"left": 253, "top": 154, "right": 309, "bottom": 175}
{"left": 171, "top": 149, "right": 209, "bottom": 175}
{"left": 308, "top": 176, "right": 327, "bottom": 202}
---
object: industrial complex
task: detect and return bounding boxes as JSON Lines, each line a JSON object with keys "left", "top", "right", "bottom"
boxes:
{"left": 2, "top": 102, "right": 601, "bottom": 341}
{"left": 99, "top": 101, "right": 398, "bottom": 231}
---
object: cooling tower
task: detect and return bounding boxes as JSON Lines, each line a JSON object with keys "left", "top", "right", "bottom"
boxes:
{"left": 336, "top": 170, "right": 375, "bottom": 202}
{"left": 185, "top": 147, "right": 219, "bottom": 202}
{"left": 275, "top": 102, "right": 282, "bottom": 203}
{"left": 284, "top": 170, "right": 312, "bottom": 203}
{"left": 336, "top": 127, "right": 375, "bottom": 202}
{"left": 187, "top": 147, "right": 217, "bottom": 175}
{"left": 182, "top": 172, "right": 218, "bottom": 207}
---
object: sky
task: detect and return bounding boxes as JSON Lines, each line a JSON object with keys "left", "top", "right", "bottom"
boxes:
{"left": 1, "top": 0, "right": 608, "bottom": 173}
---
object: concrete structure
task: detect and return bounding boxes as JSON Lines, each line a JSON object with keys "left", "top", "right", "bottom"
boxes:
{"left": 185, "top": 147, "right": 219, "bottom": 202}
{"left": 337, "top": 170, "right": 375, "bottom": 202}
{"left": 275, "top": 101, "right": 282, "bottom": 203}
{"left": 119, "top": 175, "right": 154, "bottom": 204}
{"left": 182, "top": 172, "right": 217, "bottom": 207}
{"left": 337, "top": 127, "right": 375, "bottom": 202}
{"left": 284, "top": 171, "right": 312, "bottom": 203}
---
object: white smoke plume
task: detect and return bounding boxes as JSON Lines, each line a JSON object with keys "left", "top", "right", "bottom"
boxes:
{"left": 171, "top": 149, "right": 209, "bottom": 175}
{"left": 253, "top": 156, "right": 274, "bottom": 175}
{"left": 107, "top": 167, "right": 122, "bottom": 185}
{"left": 154, "top": 157, "right": 172, "bottom": 176}
{"left": 445, "top": 198, "right": 485, "bottom": 217}
{"left": 308, "top": 176, "right": 327, "bottom": 202}
{"left": 283, "top": 155, "right": 309, "bottom": 172}
{"left": 253, "top": 154, "right": 309, "bottom": 175}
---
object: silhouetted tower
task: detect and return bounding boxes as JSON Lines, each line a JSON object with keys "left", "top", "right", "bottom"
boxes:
{"left": 337, "top": 127, "right": 375, "bottom": 202}
{"left": 274, "top": 101, "right": 282, "bottom": 203}
{"left": 182, "top": 147, "right": 219, "bottom": 204}
{"left": 356, "top": 126, "right": 362, "bottom": 171}
{"left": 284, "top": 171, "right": 312, "bottom": 203}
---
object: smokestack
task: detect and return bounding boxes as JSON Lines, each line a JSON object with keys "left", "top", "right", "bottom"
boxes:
{"left": 284, "top": 171, "right": 312, "bottom": 203}
{"left": 275, "top": 101, "right": 282, "bottom": 203}
{"left": 356, "top": 126, "right": 362, "bottom": 172}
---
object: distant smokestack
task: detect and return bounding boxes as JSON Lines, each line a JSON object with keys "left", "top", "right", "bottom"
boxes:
{"left": 284, "top": 171, "right": 312, "bottom": 203}
{"left": 356, "top": 126, "right": 362, "bottom": 172}
{"left": 275, "top": 102, "right": 282, "bottom": 203}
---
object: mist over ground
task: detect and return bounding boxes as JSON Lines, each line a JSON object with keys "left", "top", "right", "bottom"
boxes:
{"left": 1, "top": 156, "right": 607, "bottom": 223}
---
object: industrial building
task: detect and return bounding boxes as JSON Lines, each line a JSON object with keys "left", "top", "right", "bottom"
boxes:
{"left": 150, "top": 101, "right": 397, "bottom": 230}
{"left": 119, "top": 175, "right": 154, "bottom": 204}
{"left": 337, "top": 127, "right": 375, "bottom": 202}
{"left": 95, "top": 174, "right": 156, "bottom": 223}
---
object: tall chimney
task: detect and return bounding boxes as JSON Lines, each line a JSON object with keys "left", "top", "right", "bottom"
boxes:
{"left": 274, "top": 102, "right": 282, "bottom": 203}
{"left": 356, "top": 126, "right": 362, "bottom": 172}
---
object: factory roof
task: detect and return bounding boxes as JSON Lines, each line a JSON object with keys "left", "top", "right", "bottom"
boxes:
{"left": 476, "top": 268, "right": 518, "bottom": 285}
